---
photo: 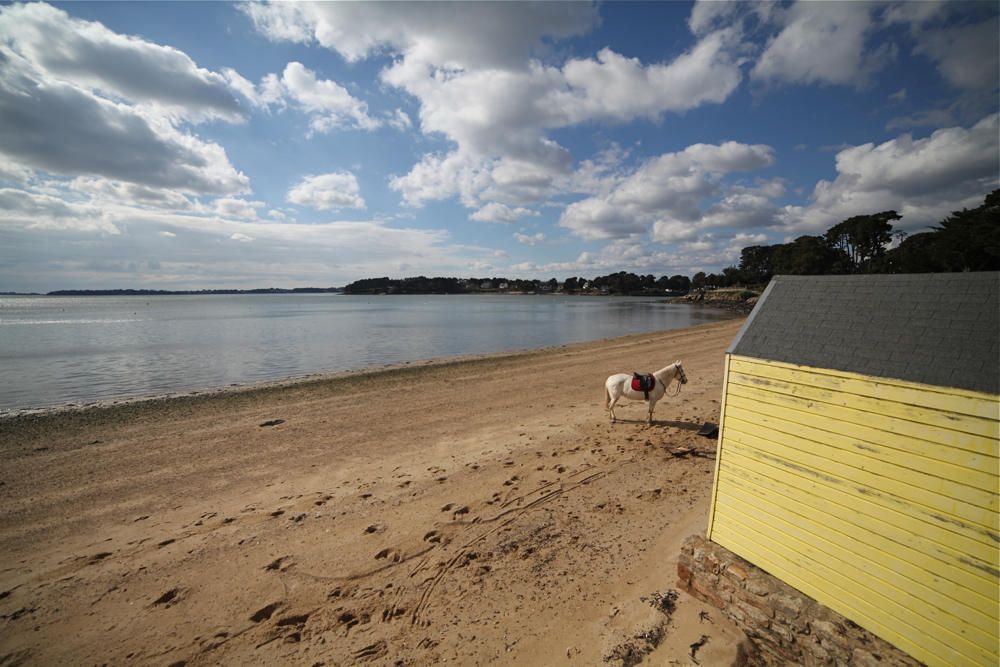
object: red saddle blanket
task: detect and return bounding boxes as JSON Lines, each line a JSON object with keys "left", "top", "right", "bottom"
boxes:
{"left": 631, "top": 373, "right": 655, "bottom": 392}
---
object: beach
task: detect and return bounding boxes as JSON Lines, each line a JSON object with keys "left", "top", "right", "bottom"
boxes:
{"left": 0, "top": 318, "right": 748, "bottom": 666}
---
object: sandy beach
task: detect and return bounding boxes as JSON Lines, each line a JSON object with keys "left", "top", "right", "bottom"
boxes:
{"left": 0, "top": 318, "right": 749, "bottom": 667}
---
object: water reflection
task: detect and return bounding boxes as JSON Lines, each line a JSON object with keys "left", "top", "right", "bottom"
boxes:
{"left": 0, "top": 294, "right": 735, "bottom": 411}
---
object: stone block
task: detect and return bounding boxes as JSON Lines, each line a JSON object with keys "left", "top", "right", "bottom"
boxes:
{"left": 737, "top": 601, "right": 773, "bottom": 628}
{"left": 851, "top": 648, "right": 881, "bottom": 667}
{"left": 726, "top": 563, "right": 748, "bottom": 580}
{"left": 772, "top": 591, "right": 805, "bottom": 619}
{"left": 690, "top": 578, "right": 726, "bottom": 609}
{"left": 812, "top": 620, "right": 851, "bottom": 651}
{"left": 704, "top": 551, "right": 721, "bottom": 574}
{"left": 735, "top": 589, "right": 775, "bottom": 618}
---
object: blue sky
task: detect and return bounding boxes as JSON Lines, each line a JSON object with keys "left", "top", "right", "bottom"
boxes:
{"left": 0, "top": 1, "right": 997, "bottom": 292}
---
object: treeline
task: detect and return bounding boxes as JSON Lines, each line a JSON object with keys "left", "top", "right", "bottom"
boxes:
{"left": 342, "top": 273, "right": 692, "bottom": 295}
{"left": 346, "top": 190, "right": 998, "bottom": 296}
{"left": 724, "top": 190, "right": 999, "bottom": 288}
{"left": 46, "top": 287, "right": 343, "bottom": 296}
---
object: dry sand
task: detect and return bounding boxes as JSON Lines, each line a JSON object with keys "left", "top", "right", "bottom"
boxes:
{"left": 0, "top": 318, "right": 749, "bottom": 667}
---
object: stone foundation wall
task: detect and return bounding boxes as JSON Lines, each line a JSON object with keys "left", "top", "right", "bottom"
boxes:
{"left": 677, "top": 535, "right": 926, "bottom": 667}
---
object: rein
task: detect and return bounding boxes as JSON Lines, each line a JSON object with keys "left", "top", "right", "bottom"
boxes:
{"left": 665, "top": 366, "right": 686, "bottom": 397}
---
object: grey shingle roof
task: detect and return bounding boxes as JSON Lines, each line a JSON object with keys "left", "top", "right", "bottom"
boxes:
{"left": 728, "top": 273, "right": 1000, "bottom": 395}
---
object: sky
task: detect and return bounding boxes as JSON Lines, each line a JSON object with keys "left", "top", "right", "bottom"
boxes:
{"left": 0, "top": 1, "right": 997, "bottom": 293}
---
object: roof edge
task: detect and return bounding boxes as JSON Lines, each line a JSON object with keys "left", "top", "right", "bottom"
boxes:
{"left": 726, "top": 276, "right": 781, "bottom": 354}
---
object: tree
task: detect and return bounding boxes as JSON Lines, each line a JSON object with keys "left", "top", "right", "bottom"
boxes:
{"left": 738, "top": 245, "right": 776, "bottom": 283}
{"left": 928, "top": 190, "right": 1000, "bottom": 272}
{"left": 667, "top": 274, "right": 691, "bottom": 292}
{"left": 772, "top": 236, "right": 843, "bottom": 275}
{"left": 721, "top": 266, "right": 741, "bottom": 286}
{"left": 824, "top": 211, "right": 900, "bottom": 273}
{"left": 691, "top": 272, "right": 707, "bottom": 289}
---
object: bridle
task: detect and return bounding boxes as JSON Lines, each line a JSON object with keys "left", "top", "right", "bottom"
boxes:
{"left": 659, "top": 364, "right": 686, "bottom": 397}
{"left": 663, "top": 366, "right": 687, "bottom": 396}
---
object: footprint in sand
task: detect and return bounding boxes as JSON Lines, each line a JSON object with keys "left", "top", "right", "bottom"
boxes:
{"left": 423, "top": 530, "right": 441, "bottom": 543}
{"left": 264, "top": 556, "right": 293, "bottom": 572}
{"left": 250, "top": 602, "right": 281, "bottom": 622}
{"left": 375, "top": 548, "right": 402, "bottom": 562}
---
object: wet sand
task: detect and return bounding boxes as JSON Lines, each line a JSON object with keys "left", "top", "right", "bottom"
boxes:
{"left": 0, "top": 318, "right": 748, "bottom": 666}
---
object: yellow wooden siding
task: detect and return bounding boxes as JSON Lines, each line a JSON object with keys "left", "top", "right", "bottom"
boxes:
{"left": 708, "top": 355, "right": 1000, "bottom": 667}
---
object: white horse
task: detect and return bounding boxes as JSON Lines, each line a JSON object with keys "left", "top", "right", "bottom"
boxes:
{"left": 605, "top": 361, "right": 688, "bottom": 425}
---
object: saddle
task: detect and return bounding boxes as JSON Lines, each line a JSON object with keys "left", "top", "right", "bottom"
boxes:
{"left": 631, "top": 372, "right": 656, "bottom": 399}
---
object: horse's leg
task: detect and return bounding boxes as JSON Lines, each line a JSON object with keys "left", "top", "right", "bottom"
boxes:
{"left": 608, "top": 386, "right": 620, "bottom": 423}
{"left": 646, "top": 397, "right": 660, "bottom": 426}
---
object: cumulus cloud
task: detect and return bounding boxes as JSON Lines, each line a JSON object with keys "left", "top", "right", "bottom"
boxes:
{"left": 0, "top": 2, "right": 244, "bottom": 122}
{"left": 224, "top": 62, "right": 381, "bottom": 134}
{"left": 0, "top": 3, "right": 250, "bottom": 196}
{"left": 287, "top": 172, "right": 366, "bottom": 211}
{"left": 779, "top": 113, "right": 1000, "bottom": 233}
{"left": 247, "top": 1, "right": 746, "bottom": 213}
{"left": 70, "top": 177, "right": 195, "bottom": 211}
{"left": 241, "top": 1, "right": 599, "bottom": 69}
{"left": 469, "top": 202, "right": 539, "bottom": 224}
{"left": 214, "top": 198, "right": 265, "bottom": 220}
{"left": 560, "top": 141, "right": 778, "bottom": 241}
{"left": 513, "top": 232, "right": 547, "bottom": 246}
{"left": 751, "top": 2, "right": 893, "bottom": 89}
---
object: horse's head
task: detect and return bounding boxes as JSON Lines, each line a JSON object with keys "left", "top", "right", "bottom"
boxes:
{"left": 675, "top": 361, "right": 688, "bottom": 384}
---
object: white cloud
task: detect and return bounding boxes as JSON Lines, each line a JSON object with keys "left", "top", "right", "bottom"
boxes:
{"left": 241, "top": 1, "right": 599, "bottom": 69}
{"left": 70, "top": 177, "right": 195, "bottom": 211}
{"left": 0, "top": 187, "right": 120, "bottom": 234}
{"left": 287, "top": 172, "right": 366, "bottom": 211}
{"left": 225, "top": 63, "right": 381, "bottom": 134}
{"left": 387, "top": 109, "right": 412, "bottom": 131}
{"left": 560, "top": 141, "right": 778, "bottom": 241}
{"left": 469, "top": 202, "right": 539, "bottom": 224}
{"left": 0, "top": 3, "right": 250, "bottom": 197}
{"left": 889, "top": 4, "right": 999, "bottom": 93}
{"left": 751, "top": 2, "right": 893, "bottom": 89}
{"left": 247, "top": 2, "right": 745, "bottom": 213}
{"left": 559, "top": 198, "right": 647, "bottom": 241}
{"left": 280, "top": 62, "right": 381, "bottom": 133}
{"left": 513, "top": 232, "right": 547, "bottom": 246}
{"left": 0, "top": 2, "right": 245, "bottom": 123}
{"left": 779, "top": 113, "right": 1000, "bottom": 234}
{"left": 214, "top": 198, "right": 265, "bottom": 220}
{"left": 557, "top": 31, "right": 743, "bottom": 123}
{"left": 0, "top": 188, "right": 461, "bottom": 289}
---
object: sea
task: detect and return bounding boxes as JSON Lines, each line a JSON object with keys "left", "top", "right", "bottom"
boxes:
{"left": 0, "top": 293, "right": 737, "bottom": 413}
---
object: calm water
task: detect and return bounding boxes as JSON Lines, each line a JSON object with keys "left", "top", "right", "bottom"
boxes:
{"left": 0, "top": 294, "right": 735, "bottom": 412}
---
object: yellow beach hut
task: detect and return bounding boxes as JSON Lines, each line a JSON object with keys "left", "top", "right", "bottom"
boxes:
{"left": 707, "top": 272, "right": 999, "bottom": 667}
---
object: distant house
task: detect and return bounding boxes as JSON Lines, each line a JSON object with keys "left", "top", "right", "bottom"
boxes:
{"left": 600, "top": 285, "right": 609, "bottom": 293}
{"left": 709, "top": 272, "right": 999, "bottom": 667}
{"left": 481, "top": 281, "right": 492, "bottom": 289}
{"left": 499, "top": 282, "right": 509, "bottom": 290}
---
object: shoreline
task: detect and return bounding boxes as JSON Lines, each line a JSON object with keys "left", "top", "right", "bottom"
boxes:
{"left": 1, "top": 318, "right": 749, "bottom": 667}
{"left": 1, "top": 316, "right": 738, "bottom": 423}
